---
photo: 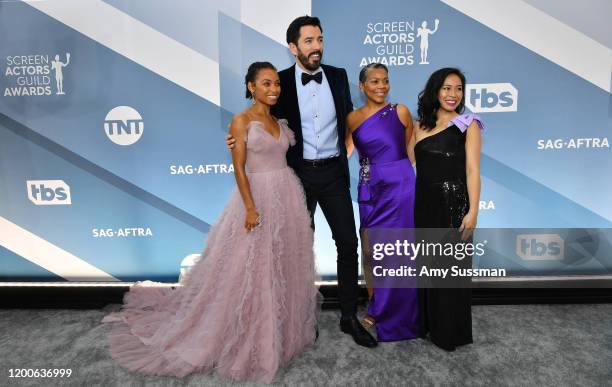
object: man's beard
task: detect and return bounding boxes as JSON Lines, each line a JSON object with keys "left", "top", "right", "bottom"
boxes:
{"left": 297, "top": 50, "right": 323, "bottom": 72}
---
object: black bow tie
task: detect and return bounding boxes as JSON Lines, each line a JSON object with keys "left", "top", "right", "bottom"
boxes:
{"left": 301, "top": 71, "right": 323, "bottom": 85}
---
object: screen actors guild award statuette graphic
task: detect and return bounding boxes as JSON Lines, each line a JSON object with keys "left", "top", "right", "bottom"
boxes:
{"left": 417, "top": 19, "right": 439, "bottom": 64}
{"left": 51, "top": 53, "right": 70, "bottom": 95}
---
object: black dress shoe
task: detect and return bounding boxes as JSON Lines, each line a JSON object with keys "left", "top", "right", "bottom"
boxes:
{"left": 340, "top": 316, "right": 378, "bottom": 348}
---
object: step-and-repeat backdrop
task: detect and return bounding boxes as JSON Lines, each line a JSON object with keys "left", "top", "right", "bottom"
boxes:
{"left": 1, "top": 0, "right": 611, "bottom": 282}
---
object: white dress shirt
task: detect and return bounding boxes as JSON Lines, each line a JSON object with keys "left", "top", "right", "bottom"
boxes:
{"left": 294, "top": 64, "right": 339, "bottom": 160}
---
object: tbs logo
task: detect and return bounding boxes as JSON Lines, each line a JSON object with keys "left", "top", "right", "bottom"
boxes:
{"left": 104, "top": 106, "right": 144, "bottom": 146}
{"left": 516, "top": 234, "right": 563, "bottom": 261}
{"left": 27, "top": 180, "right": 72, "bottom": 205}
{"left": 466, "top": 83, "right": 518, "bottom": 113}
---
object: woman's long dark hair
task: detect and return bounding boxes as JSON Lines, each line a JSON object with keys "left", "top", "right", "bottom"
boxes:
{"left": 417, "top": 67, "right": 466, "bottom": 131}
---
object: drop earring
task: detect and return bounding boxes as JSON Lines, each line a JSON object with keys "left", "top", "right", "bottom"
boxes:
{"left": 251, "top": 92, "right": 256, "bottom": 105}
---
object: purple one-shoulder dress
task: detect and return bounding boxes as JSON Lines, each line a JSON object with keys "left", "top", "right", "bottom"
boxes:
{"left": 352, "top": 103, "right": 419, "bottom": 341}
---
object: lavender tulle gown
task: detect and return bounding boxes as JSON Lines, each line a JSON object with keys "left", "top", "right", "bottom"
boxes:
{"left": 101, "top": 119, "right": 317, "bottom": 383}
{"left": 352, "top": 103, "right": 419, "bottom": 341}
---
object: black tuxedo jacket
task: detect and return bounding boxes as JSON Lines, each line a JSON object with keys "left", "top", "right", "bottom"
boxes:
{"left": 271, "top": 63, "right": 353, "bottom": 184}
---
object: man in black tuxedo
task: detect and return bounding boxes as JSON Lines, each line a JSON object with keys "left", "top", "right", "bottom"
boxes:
{"left": 228, "top": 16, "right": 376, "bottom": 348}
{"left": 275, "top": 16, "right": 376, "bottom": 348}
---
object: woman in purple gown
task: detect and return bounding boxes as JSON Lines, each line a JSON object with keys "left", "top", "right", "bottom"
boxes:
{"left": 345, "top": 63, "right": 419, "bottom": 341}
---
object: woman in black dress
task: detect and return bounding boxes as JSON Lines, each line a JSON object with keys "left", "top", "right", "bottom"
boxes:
{"left": 410, "top": 68, "right": 485, "bottom": 351}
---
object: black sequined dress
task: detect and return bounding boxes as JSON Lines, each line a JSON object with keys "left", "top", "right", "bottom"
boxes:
{"left": 414, "top": 115, "right": 483, "bottom": 351}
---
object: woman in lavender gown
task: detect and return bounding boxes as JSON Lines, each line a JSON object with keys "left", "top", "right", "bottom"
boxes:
{"left": 345, "top": 63, "right": 420, "bottom": 341}
{"left": 101, "top": 62, "right": 317, "bottom": 383}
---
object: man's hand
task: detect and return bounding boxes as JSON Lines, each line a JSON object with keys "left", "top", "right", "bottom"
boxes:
{"left": 226, "top": 134, "right": 236, "bottom": 150}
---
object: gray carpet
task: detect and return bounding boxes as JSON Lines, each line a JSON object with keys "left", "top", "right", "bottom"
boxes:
{"left": 1, "top": 304, "right": 611, "bottom": 386}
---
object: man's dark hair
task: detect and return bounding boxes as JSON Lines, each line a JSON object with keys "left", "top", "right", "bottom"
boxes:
{"left": 286, "top": 16, "right": 323, "bottom": 45}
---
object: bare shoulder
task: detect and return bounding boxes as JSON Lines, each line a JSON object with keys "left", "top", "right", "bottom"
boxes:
{"left": 413, "top": 120, "right": 424, "bottom": 133}
{"left": 346, "top": 108, "right": 364, "bottom": 132}
{"left": 395, "top": 104, "right": 413, "bottom": 125}
{"left": 230, "top": 112, "right": 250, "bottom": 135}
{"left": 467, "top": 119, "right": 480, "bottom": 130}
{"left": 232, "top": 112, "right": 249, "bottom": 125}
{"left": 466, "top": 120, "right": 482, "bottom": 138}
{"left": 396, "top": 103, "right": 412, "bottom": 116}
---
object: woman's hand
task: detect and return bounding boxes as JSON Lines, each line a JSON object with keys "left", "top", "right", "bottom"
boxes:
{"left": 245, "top": 209, "right": 261, "bottom": 232}
{"left": 459, "top": 210, "right": 477, "bottom": 241}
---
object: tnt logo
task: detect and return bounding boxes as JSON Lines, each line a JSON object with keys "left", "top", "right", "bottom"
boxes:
{"left": 27, "top": 180, "right": 71, "bottom": 205}
{"left": 465, "top": 83, "right": 518, "bottom": 113}
{"left": 104, "top": 106, "right": 144, "bottom": 146}
{"left": 516, "top": 234, "right": 563, "bottom": 260}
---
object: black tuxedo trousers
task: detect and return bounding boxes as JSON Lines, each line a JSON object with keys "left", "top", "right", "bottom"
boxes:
{"left": 299, "top": 160, "right": 359, "bottom": 318}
